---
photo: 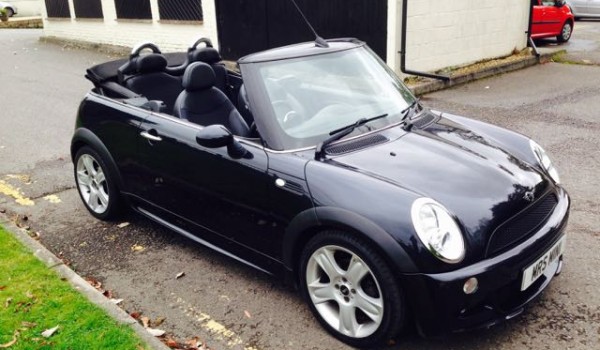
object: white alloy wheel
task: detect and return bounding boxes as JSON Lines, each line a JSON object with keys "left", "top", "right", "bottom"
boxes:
{"left": 76, "top": 153, "right": 110, "bottom": 214}
{"left": 306, "top": 245, "right": 384, "bottom": 338}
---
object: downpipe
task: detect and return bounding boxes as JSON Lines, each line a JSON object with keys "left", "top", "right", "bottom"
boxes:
{"left": 527, "top": 1, "right": 541, "bottom": 59}
{"left": 399, "top": 0, "right": 450, "bottom": 81}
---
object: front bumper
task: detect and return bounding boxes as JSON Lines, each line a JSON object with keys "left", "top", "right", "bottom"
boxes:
{"left": 403, "top": 187, "right": 570, "bottom": 337}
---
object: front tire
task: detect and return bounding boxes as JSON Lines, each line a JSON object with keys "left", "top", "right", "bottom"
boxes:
{"left": 74, "top": 146, "right": 122, "bottom": 220}
{"left": 5, "top": 8, "right": 14, "bottom": 17}
{"left": 557, "top": 21, "right": 573, "bottom": 43}
{"left": 300, "top": 231, "right": 405, "bottom": 348}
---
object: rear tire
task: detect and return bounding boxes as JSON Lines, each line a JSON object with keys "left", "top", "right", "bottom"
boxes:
{"left": 299, "top": 231, "right": 405, "bottom": 348}
{"left": 557, "top": 21, "right": 573, "bottom": 43}
{"left": 74, "top": 146, "right": 122, "bottom": 220}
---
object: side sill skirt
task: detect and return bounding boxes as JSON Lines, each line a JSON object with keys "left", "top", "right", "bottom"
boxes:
{"left": 137, "top": 207, "right": 273, "bottom": 276}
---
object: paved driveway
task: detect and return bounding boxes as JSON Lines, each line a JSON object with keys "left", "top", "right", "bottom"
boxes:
{"left": 0, "top": 28, "right": 599, "bottom": 350}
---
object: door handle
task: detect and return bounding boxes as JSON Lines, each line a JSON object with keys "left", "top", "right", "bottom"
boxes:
{"left": 140, "top": 130, "right": 162, "bottom": 142}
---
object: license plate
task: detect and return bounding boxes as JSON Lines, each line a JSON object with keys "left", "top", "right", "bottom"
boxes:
{"left": 521, "top": 236, "right": 566, "bottom": 291}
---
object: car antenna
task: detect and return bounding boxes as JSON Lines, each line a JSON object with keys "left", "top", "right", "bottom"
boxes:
{"left": 289, "top": 0, "right": 329, "bottom": 48}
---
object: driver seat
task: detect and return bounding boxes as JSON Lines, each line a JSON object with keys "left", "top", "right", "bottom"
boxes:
{"left": 174, "top": 62, "right": 250, "bottom": 137}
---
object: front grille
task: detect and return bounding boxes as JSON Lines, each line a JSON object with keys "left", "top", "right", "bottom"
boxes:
{"left": 486, "top": 193, "right": 558, "bottom": 256}
{"left": 326, "top": 134, "right": 388, "bottom": 155}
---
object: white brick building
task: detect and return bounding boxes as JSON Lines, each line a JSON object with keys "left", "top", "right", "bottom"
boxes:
{"left": 40, "top": 0, "right": 531, "bottom": 74}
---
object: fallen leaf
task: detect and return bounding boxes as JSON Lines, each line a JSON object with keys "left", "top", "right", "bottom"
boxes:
{"left": 244, "top": 310, "right": 252, "bottom": 319}
{"left": 110, "top": 298, "right": 123, "bottom": 305}
{"left": 41, "top": 326, "right": 59, "bottom": 338}
{"left": 0, "top": 286, "right": 5, "bottom": 291}
{"left": 153, "top": 316, "right": 166, "bottom": 327}
{"left": 130, "top": 311, "right": 141, "bottom": 320}
{"left": 85, "top": 278, "right": 102, "bottom": 290}
{"left": 25, "top": 291, "right": 34, "bottom": 299}
{"left": 103, "top": 290, "right": 113, "bottom": 299}
{"left": 131, "top": 244, "right": 145, "bottom": 252}
{"left": 141, "top": 316, "right": 150, "bottom": 328}
{"left": 146, "top": 328, "right": 165, "bottom": 337}
{"left": 175, "top": 272, "right": 185, "bottom": 279}
{"left": 0, "top": 330, "right": 18, "bottom": 348}
{"left": 117, "top": 222, "right": 130, "bottom": 228}
{"left": 21, "top": 321, "right": 36, "bottom": 328}
{"left": 164, "top": 337, "right": 178, "bottom": 348}
{"left": 5, "top": 298, "right": 12, "bottom": 308}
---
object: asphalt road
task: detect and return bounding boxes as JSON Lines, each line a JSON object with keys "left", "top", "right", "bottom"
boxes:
{"left": 1, "top": 25, "right": 599, "bottom": 350}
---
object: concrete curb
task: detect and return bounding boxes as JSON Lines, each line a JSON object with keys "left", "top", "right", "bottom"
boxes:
{"left": 0, "top": 215, "right": 171, "bottom": 350}
{"left": 0, "top": 17, "right": 43, "bottom": 29}
{"left": 407, "top": 50, "right": 564, "bottom": 96}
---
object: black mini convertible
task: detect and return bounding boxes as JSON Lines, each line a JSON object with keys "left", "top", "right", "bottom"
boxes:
{"left": 72, "top": 38, "right": 570, "bottom": 348}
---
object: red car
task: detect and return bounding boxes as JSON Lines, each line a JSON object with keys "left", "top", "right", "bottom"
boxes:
{"left": 532, "top": 0, "right": 575, "bottom": 42}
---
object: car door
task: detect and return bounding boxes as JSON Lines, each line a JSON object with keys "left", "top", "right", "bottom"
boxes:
{"left": 589, "top": 0, "right": 600, "bottom": 14}
{"left": 542, "top": 1, "right": 563, "bottom": 34}
{"left": 135, "top": 113, "right": 279, "bottom": 269}
{"left": 569, "top": 0, "right": 588, "bottom": 14}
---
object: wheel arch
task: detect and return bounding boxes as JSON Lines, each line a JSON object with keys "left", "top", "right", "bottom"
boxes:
{"left": 282, "top": 206, "right": 418, "bottom": 285}
{"left": 71, "top": 128, "right": 125, "bottom": 191}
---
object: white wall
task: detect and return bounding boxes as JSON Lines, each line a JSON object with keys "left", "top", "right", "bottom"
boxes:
{"left": 41, "top": 0, "right": 218, "bottom": 53}
{"left": 391, "top": 0, "right": 530, "bottom": 73}
{"left": 10, "top": 0, "right": 41, "bottom": 17}
{"left": 42, "top": 0, "right": 530, "bottom": 73}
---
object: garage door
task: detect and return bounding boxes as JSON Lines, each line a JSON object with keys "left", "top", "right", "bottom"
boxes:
{"left": 215, "top": 0, "right": 388, "bottom": 61}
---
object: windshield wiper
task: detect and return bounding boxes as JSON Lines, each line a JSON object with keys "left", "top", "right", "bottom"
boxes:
{"left": 401, "top": 98, "right": 421, "bottom": 131}
{"left": 315, "top": 113, "right": 388, "bottom": 160}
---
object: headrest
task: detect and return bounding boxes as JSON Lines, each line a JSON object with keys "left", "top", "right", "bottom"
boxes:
{"left": 182, "top": 62, "right": 216, "bottom": 91}
{"left": 136, "top": 54, "right": 168, "bottom": 73}
{"left": 190, "top": 47, "right": 222, "bottom": 64}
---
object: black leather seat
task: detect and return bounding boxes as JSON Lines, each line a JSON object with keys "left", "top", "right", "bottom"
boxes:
{"left": 124, "top": 54, "right": 182, "bottom": 114}
{"left": 188, "top": 47, "right": 228, "bottom": 93}
{"left": 174, "top": 62, "right": 250, "bottom": 137}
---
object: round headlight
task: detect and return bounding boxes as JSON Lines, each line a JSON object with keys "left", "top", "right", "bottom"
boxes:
{"left": 411, "top": 198, "right": 465, "bottom": 264}
{"left": 530, "top": 140, "right": 560, "bottom": 184}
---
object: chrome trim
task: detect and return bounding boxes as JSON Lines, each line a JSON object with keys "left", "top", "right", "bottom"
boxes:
{"left": 140, "top": 131, "right": 162, "bottom": 142}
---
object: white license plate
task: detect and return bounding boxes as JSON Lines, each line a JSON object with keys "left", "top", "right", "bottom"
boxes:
{"left": 521, "top": 236, "right": 566, "bottom": 291}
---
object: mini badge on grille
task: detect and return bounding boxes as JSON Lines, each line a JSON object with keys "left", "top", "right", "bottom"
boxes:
{"left": 523, "top": 191, "right": 535, "bottom": 202}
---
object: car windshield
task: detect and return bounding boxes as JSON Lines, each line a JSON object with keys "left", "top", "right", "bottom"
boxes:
{"left": 255, "top": 46, "right": 416, "bottom": 150}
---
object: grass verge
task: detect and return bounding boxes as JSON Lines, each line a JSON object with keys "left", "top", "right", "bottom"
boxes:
{"left": 0, "top": 225, "right": 148, "bottom": 349}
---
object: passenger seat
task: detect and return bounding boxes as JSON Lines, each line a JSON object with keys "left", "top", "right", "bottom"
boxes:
{"left": 123, "top": 54, "right": 182, "bottom": 115}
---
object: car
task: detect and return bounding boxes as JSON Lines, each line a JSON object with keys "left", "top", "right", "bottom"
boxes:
{"left": 0, "top": 1, "right": 16, "bottom": 17}
{"left": 72, "top": 37, "right": 570, "bottom": 348}
{"left": 532, "top": 0, "right": 575, "bottom": 42}
{"left": 566, "top": 0, "right": 600, "bottom": 18}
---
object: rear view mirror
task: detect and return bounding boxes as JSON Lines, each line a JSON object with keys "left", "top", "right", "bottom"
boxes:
{"left": 196, "top": 125, "right": 251, "bottom": 159}
{"left": 196, "top": 125, "right": 233, "bottom": 148}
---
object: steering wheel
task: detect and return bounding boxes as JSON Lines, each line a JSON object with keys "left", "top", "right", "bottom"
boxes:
{"left": 273, "top": 100, "right": 305, "bottom": 128}
{"left": 129, "top": 42, "right": 162, "bottom": 59}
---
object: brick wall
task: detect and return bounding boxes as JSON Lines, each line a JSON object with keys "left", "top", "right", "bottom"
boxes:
{"left": 398, "top": 0, "right": 530, "bottom": 73}
{"left": 41, "top": 0, "right": 217, "bottom": 53}
{"left": 42, "top": 0, "right": 530, "bottom": 73}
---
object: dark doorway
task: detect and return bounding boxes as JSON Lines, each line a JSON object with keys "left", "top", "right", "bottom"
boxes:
{"left": 215, "top": 0, "right": 388, "bottom": 61}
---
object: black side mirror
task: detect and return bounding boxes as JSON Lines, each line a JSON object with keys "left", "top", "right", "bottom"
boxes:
{"left": 196, "top": 125, "right": 251, "bottom": 159}
{"left": 555, "top": 0, "right": 565, "bottom": 7}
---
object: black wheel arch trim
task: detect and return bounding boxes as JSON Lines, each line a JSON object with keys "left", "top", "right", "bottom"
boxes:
{"left": 282, "top": 206, "right": 419, "bottom": 276}
{"left": 71, "top": 127, "right": 125, "bottom": 191}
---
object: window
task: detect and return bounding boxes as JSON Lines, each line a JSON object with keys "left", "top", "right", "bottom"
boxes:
{"left": 74, "top": 0, "right": 103, "bottom": 19}
{"left": 158, "top": 0, "right": 203, "bottom": 21}
{"left": 114, "top": 0, "right": 152, "bottom": 20}
{"left": 45, "top": 0, "right": 70, "bottom": 18}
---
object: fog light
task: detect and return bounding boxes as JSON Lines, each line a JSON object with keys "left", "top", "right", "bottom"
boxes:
{"left": 463, "top": 277, "right": 479, "bottom": 294}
